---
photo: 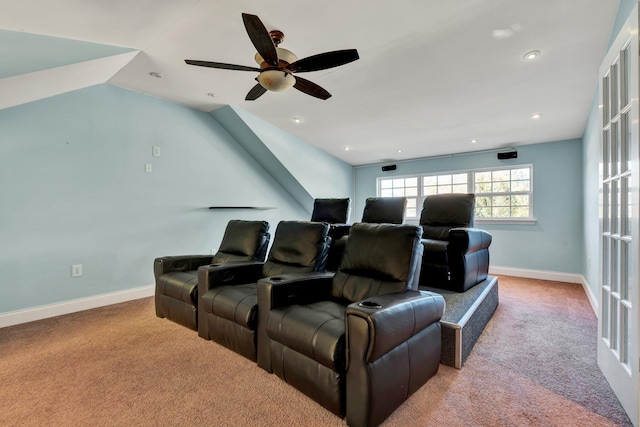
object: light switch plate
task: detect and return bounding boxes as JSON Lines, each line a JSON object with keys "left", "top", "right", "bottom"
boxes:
{"left": 152, "top": 146, "right": 160, "bottom": 157}
{"left": 145, "top": 163, "right": 152, "bottom": 173}
{"left": 72, "top": 264, "right": 83, "bottom": 277}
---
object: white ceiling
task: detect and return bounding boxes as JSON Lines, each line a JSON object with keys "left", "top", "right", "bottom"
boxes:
{"left": 0, "top": 0, "right": 618, "bottom": 165}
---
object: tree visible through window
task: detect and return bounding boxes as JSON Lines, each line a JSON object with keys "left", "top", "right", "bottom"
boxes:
{"left": 377, "top": 165, "right": 533, "bottom": 221}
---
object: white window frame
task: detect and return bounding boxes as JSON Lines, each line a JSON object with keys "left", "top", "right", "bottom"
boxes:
{"left": 376, "top": 164, "right": 535, "bottom": 225}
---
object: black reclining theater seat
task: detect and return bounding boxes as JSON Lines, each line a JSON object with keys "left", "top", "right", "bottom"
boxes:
{"left": 257, "top": 222, "right": 445, "bottom": 427}
{"left": 310, "top": 198, "right": 351, "bottom": 271}
{"left": 419, "top": 193, "right": 492, "bottom": 293}
{"left": 154, "top": 220, "right": 270, "bottom": 331}
{"left": 197, "top": 220, "right": 330, "bottom": 361}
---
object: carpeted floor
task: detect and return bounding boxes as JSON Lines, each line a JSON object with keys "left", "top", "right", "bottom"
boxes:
{"left": 0, "top": 276, "right": 633, "bottom": 426}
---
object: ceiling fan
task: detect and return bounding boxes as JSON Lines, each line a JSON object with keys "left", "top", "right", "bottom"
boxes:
{"left": 185, "top": 13, "right": 359, "bottom": 101}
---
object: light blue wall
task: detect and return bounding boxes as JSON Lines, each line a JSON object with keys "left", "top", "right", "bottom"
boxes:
{"left": 0, "top": 30, "right": 133, "bottom": 79}
{"left": 0, "top": 84, "right": 352, "bottom": 313}
{"left": 354, "top": 139, "right": 584, "bottom": 274}
{"left": 582, "top": 0, "right": 637, "bottom": 295}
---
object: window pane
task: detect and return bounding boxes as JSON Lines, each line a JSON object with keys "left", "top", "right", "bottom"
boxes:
{"left": 406, "top": 198, "right": 416, "bottom": 208}
{"left": 406, "top": 208, "right": 416, "bottom": 218}
{"left": 380, "top": 189, "right": 393, "bottom": 197}
{"left": 511, "top": 180, "right": 530, "bottom": 192}
{"left": 438, "top": 175, "right": 452, "bottom": 185}
{"left": 406, "top": 187, "right": 418, "bottom": 197}
{"left": 511, "top": 207, "right": 529, "bottom": 217}
{"left": 476, "top": 207, "right": 491, "bottom": 218}
{"left": 423, "top": 176, "right": 437, "bottom": 186}
{"left": 424, "top": 186, "right": 438, "bottom": 195}
{"left": 475, "top": 171, "right": 491, "bottom": 183}
{"left": 493, "top": 196, "right": 510, "bottom": 206}
{"left": 492, "top": 181, "right": 510, "bottom": 193}
{"left": 512, "top": 195, "right": 529, "bottom": 206}
{"left": 511, "top": 168, "right": 530, "bottom": 180}
{"left": 494, "top": 206, "right": 511, "bottom": 217}
{"left": 475, "top": 182, "right": 491, "bottom": 193}
{"left": 438, "top": 186, "right": 453, "bottom": 194}
{"left": 392, "top": 188, "right": 405, "bottom": 197}
{"left": 393, "top": 178, "right": 405, "bottom": 187}
{"left": 452, "top": 173, "right": 467, "bottom": 184}
{"left": 452, "top": 184, "right": 467, "bottom": 193}
{"left": 380, "top": 179, "right": 393, "bottom": 189}
{"left": 476, "top": 196, "right": 491, "bottom": 207}
{"left": 406, "top": 177, "right": 418, "bottom": 187}
{"left": 493, "top": 170, "right": 510, "bottom": 181}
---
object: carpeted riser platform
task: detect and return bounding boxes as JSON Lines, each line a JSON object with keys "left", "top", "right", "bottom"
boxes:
{"left": 422, "top": 276, "right": 499, "bottom": 369}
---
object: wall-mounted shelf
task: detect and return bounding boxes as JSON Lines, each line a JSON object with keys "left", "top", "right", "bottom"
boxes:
{"left": 208, "top": 206, "right": 276, "bottom": 210}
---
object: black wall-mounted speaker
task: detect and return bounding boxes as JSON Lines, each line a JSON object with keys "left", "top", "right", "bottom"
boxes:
{"left": 497, "top": 151, "right": 518, "bottom": 160}
{"left": 381, "top": 164, "right": 397, "bottom": 172}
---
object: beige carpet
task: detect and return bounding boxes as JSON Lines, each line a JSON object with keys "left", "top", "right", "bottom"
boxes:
{"left": 0, "top": 276, "right": 632, "bottom": 426}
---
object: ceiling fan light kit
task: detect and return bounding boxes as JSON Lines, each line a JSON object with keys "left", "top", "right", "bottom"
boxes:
{"left": 184, "top": 13, "right": 359, "bottom": 101}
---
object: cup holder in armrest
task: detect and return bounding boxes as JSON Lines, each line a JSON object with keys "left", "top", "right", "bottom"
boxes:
{"left": 358, "top": 301, "right": 382, "bottom": 309}
{"left": 270, "top": 277, "right": 284, "bottom": 282}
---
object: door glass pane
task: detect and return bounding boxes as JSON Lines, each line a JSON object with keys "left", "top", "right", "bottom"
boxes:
{"left": 621, "top": 240, "right": 630, "bottom": 300}
{"left": 621, "top": 305, "right": 629, "bottom": 365}
{"left": 602, "top": 287, "right": 610, "bottom": 340}
{"left": 603, "top": 182, "right": 610, "bottom": 233}
{"left": 620, "top": 46, "right": 629, "bottom": 108}
{"left": 603, "top": 74, "right": 610, "bottom": 123}
{"left": 612, "top": 121, "right": 619, "bottom": 177}
{"left": 623, "top": 112, "right": 631, "bottom": 172}
{"left": 610, "top": 62, "right": 619, "bottom": 118}
{"left": 603, "top": 128, "right": 610, "bottom": 178}
{"left": 610, "top": 298, "right": 618, "bottom": 351}
{"left": 611, "top": 239, "right": 619, "bottom": 294}
{"left": 603, "top": 237, "right": 611, "bottom": 286}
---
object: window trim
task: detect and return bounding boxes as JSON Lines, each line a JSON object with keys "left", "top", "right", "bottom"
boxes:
{"left": 376, "top": 164, "right": 535, "bottom": 224}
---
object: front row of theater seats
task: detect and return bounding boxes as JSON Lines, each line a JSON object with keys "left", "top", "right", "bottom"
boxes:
{"left": 153, "top": 195, "right": 490, "bottom": 426}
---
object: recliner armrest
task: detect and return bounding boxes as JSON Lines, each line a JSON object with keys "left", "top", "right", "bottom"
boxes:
{"left": 449, "top": 227, "right": 492, "bottom": 254}
{"left": 154, "top": 255, "right": 213, "bottom": 279}
{"left": 256, "top": 272, "right": 334, "bottom": 372}
{"left": 345, "top": 290, "right": 445, "bottom": 364}
{"left": 257, "top": 272, "right": 335, "bottom": 309}
{"left": 197, "top": 261, "right": 265, "bottom": 296}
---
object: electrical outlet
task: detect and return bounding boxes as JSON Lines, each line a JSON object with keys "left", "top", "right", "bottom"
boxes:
{"left": 145, "top": 163, "right": 153, "bottom": 173}
{"left": 152, "top": 146, "right": 161, "bottom": 157}
{"left": 71, "top": 264, "right": 83, "bottom": 277}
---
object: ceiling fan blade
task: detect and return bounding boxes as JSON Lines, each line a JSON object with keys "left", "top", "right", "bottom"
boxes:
{"left": 287, "top": 49, "right": 359, "bottom": 73}
{"left": 293, "top": 76, "right": 332, "bottom": 100}
{"left": 241, "top": 13, "right": 278, "bottom": 67}
{"left": 246, "top": 83, "right": 267, "bottom": 101}
{"left": 185, "top": 60, "right": 260, "bottom": 72}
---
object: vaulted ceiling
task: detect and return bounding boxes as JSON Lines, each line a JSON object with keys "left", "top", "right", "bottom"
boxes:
{"left": 0, "top": 0, "right": 618, "bottom": 165}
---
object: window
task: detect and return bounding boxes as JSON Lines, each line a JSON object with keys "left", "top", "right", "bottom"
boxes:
{"left": 377, "top": 165, "right": 533, "bottom": 222}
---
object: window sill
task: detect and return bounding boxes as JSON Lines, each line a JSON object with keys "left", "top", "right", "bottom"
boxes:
{"left": 475, "top": 218, "right": 537, "bottom": 225}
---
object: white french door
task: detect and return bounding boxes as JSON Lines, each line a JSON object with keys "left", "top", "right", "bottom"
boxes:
{"left": 598, "top": 4, "right": 640, "bottom": 426}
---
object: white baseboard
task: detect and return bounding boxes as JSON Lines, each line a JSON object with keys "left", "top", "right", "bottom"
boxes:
{"left": 489, "top": 266, "right": 598, "bottom": 316}
{"left": 489, "top": 266, "right": 583, "bottom": 283}
{"left": 0, "top": 285, "right": 154, "bottom": 329}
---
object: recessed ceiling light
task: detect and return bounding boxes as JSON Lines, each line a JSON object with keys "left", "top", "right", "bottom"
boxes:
{"left": 148, "top": 71, "right": 163, "bottom": 78}
{"left": 207, "top": 92, "right": 216, "bottom": 98}
{"left": 523, "top": 50, "right": 540, "bottom": 61}
{"left": 344, "top": 147, "right": 350, "bottom": 151}
{"left": 397, "top": 149, "right": 402, "bottom": 153}
{"left": 292, "top": 117, "right": 302, "bottom": 123}
{"left": 471, "top": 139, "right": 477, "bottom": 144}
{"left": 531, "top": 113, "right": 542, "bottom": 119}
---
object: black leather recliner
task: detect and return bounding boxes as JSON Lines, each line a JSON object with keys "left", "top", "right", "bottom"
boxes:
{"left": 419, "top": 193, "right": 492, "bottom": 292}
{"left": 329, "top": 196, "right": 407, "bottom": 271}
{"left": 257, "top": 223, "right": 445, "bottom": 427}
{"left": 310, "top": 198, "right": 351, "bottom": 271}
{"left": 197, "top": 221, "right": 330, "bottom": 361}
{"left": 361, "top": 196, "right": 406, "bottom": 224}
{"left": 154, "top": 220, "right": 270, "bottom": 330}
